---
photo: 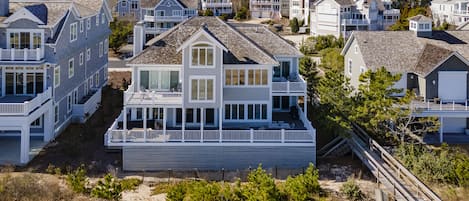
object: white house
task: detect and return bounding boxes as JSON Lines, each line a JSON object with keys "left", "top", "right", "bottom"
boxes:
{"left": 430, "top": 0, "right": 469, "bottom": 26}
{"left": 106, "top": 17, "right": 316, "bottom": 171}
{"left": 310, "top": 0, "right": 400, "bottom": 38}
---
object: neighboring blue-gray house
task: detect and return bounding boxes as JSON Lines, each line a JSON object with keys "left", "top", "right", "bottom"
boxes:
{"left": 106, "top": 17, "right": 316, "bottom": 171}
{"left": 0, "top": 0, "right": 111, "bottom": 164}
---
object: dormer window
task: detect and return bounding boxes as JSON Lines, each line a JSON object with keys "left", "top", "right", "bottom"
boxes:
{"left": 191, "top": 43, "right": 214, "bottom": 67}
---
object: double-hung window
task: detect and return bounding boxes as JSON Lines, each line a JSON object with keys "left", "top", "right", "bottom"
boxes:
{"left": 86, "top": 48, "right": 91, "bottom": 61}
{"left": 99, "top": 42, "right": 103, "bottom": 57}
{"left": 247, "top": 104, "right": 268, "bottom": 120}
{"left": 191, "top": 44, "right": 214, "bottom": 67}
{"left": 54, "top": 66, "right": 60, "bottom": 88}
{"left": 70, "top": 23, "right": 78, "bottom": 42}
{"left": 68, "top": 59, "right": 74, "bottom": 78}
{"left": 247, "top": 69, "right": 268, "bottom": 85}
{"left": 190, "top": 77, "right": 214, "bottom": 102}
{"left": 225, "top": 69, "right": 245, "bottom": 86}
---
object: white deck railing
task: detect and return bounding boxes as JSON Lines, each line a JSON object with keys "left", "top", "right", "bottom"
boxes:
{"left": 0, "top": 87, "right": 52, "bottom": 116}
{"left": 124, "top": 85, "right": 183, "bottom": 106}
{"left": 106, "top": 128, "right": 314, "bottom": 145}
{"left": 272, "top": 76, "right": 307, "bottom": 94}
{"left": 413, "top": 99, "right": 469, "bottom": 111}
{"left": 72, "top": 88, "right": 102, "bottom": 121}
{"left": 0, "top": 48, "right": 44, "bottom": 61}
{"left": 341, "top": 19, "right": 370, "bottom": 25}
{"left": 153, "top": 16, "right": 188, "bottom": 22}
{"left": 454, "top": 10, "right": 469, "bottom": 15}
{"left": 202, "top": 2, "right": 233, "bottom": 8}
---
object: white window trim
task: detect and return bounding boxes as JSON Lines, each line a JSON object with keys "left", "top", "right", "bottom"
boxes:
{"left": 68, "top": 58, "right": 74, "bottom": 78}
{"left": 67, "top": 94, "right": 72, "bottom": 113}
{"left": 86, "top": 48, "right": 91, "bottom": 61}
{"left": 101, "top": 13, "right": 105, "bottom": 24}
{"left": 87, "top": 18, "right": 91, "bottom": 30}
{"left": 79, "top": 52, "right": 84, "bottom": 65}
{"left": 354, "top": 45, "right": 358, "bottom": 54}
{"left": 104, "top": 39, "right": 109, "bottom": 54}
{"left": 360, "top": 66, "right": 366, "bottom": 74}
{"left": 348, "top": 59, "right": 353, "bottom": 75}
{"left": 223, "top": 101, "right": 269, "bottom": 122}
{"left": 54, "top": 105, "right": 59, "bottom": 124}
{"left": 96, "top": 14, "right": 99, "bottom": 26}
{"left": 54, "top": 66, "right": 60, "bottom": 88}
{"left": 99, "top": 41, "right": 103, "bottom": 57}
{"left": 80, "top": 20, "right": 84, "bottom": 33}
{"left": 190, "top": 43, "right": 215, "bottom": 68}
{"left": 70, "top": 22, "right": 78, "bottom": 42}
{"left": 189, "top": 75, "right": 216, "bottom": 103}
{"left": 95, "top": 72, "right": 99, "bottom": 87}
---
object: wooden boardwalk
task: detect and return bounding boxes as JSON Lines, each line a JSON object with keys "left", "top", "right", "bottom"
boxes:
{"left": 348, "top": 124, "right": 441, "bottom": 201}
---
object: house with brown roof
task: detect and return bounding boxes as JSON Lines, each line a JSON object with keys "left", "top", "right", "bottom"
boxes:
{"left": 341, "top": 16, "right": 469, "bottom": 144}
{"left": 0, "top": 0, "right": 111, "bottom": 165}
{"left": 105, "top": 16, "right": 316, "bottom": 171}
{"left": 310, "top": 0, "right": 400, "bottom": 38}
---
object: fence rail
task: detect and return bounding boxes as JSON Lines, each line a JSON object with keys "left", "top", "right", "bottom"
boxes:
{"left": 350, "top": 123, "right": 441, "bottom": 201}
{"left": 0, "top": 87, "right": 52, "bottom": 116}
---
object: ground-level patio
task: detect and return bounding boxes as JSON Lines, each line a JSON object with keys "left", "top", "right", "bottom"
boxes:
{"left": 0, "top": 136, "right": 48, "bottom": 165}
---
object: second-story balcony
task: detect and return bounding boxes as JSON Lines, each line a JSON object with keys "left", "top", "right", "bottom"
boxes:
{"left": 124, "top": 84, "right": 183, "bottom": 107}
{"left": 272, "top": 76, "right": 307, "bottom": 95}
{"left": 202, "top": 2, "right": 233, "bottom": 8}
{"left": 384, "top": 9, "right": 401, "bottom": 16}
{"left": 0, "top": 87, "right": 52, "bottom": 116}
{"left": 341, "top": 19, "right": 370, "bottom": 26}
{"left": 144, "top": 15, "right": 190, "bottom": 22}
{"left": 454, "top": 9, "right": 469, "bottom": 15}
{"left": 0, "top": 48, "right": 44, "bottom": 61}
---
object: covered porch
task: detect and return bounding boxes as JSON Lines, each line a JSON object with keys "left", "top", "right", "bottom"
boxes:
{"left": 0, "top": 136, "right": 48, "bottom": 165}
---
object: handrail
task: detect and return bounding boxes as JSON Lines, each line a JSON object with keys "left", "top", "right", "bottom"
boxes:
{"left": 348, "top": 135, "right": 416, "bottom": 200}
{"left": 350, "top": 122, "right": 441, "bottom": 201}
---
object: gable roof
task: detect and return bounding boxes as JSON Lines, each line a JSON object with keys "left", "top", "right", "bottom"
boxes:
{"left": 129, "top": 17, "right": 279, "bottom": 65}
{"left": 408, "top": 14, "right": 432, "bottom": 22}
{"left": 343, "top": 30, "right": 469, "bottom": 74}
{"left": 5, "top": 0, "right": 105, "bottom": 26}
{"left": 230, "top": 23, "right": 303, "bottom": 57}
{"left": 141, "top": 0, "right": 198, "bottom": 9}
{"left": 413, "top": 44, "right": 454, "bottom": 76}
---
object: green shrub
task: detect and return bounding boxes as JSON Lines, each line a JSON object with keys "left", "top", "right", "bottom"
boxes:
{"left": 241, "top": 165, "right": 282, "bottom": 200}
{"left": 185, "top": 181, "right": 221, "bottom": 200}
{"left": 203, "top": 9, "right": 214, "bottom": 16}
{"left": 340, "top": 178, "right": 364, "bottom": 201}
{"left": 66, "top": 165, "right": 88, "bottom": 193}
{"left": 91, "top": 174, "right": 123, "bottom": 200}
{"left": 290, "top": 17, "right": 299, "bottom": 33}
{"left": 395, "top": 143, "right": 469, "bottom": 187}
{"left": 283, "top": 163, "right": 321, "bottom": 200}
{"left": 234, "top": 7, "right": 249, "bottom": 20}
{"left": 166, "top": 181, "right": 192, "bottom": 201}
{"left": 121, "top": 178, "right": 142, "bottom": 191}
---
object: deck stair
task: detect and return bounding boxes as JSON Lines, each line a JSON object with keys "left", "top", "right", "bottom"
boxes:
{"left": 348, "top": 123, "right": 441, "bottom": 201}
{"left": 317, "top": 137, "right": 350, "bottom": 157}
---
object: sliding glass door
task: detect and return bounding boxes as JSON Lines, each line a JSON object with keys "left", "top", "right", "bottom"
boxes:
{"left": 5, "top": 67, "right": 44, "bottom": 96}
{"left": 140, "top": 70, "right": 180, "bottom": 91}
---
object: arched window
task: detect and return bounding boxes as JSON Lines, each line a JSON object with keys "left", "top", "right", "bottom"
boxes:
{"left": 191, "top": 43, "right": 214, "bottom": 67}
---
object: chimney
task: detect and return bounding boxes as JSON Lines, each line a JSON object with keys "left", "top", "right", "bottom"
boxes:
{"left": 133, "top": 22, "right": 144, "bottom": 56}
{"left": 408, "top": 15, "right": 433, "bottom": 37}
{"left": 0, "top": 0, "right": 9, "bottom": 17}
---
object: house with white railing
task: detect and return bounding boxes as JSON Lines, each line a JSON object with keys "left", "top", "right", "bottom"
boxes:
{"left": 250, "top": 0, "right": 283, "bottom": 19}
{"left": 341, "top": 16, "right": 469, "bottom": 144}
{"left": 310, "top": 0, "right": 400, "bottom": 38}
{"left": 0, "top": 0, "right": 111, "bottom": 165}
{"left": 201, "top": 0, "right": 233, "bottom": 15}
{"left": 107, "top": 16, "right": 316, "bottom": 171}
{"left": 431, "top": 0, "right": 469, "bottom": 26}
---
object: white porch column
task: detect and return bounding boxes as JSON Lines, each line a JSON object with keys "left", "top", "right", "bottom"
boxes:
{"left": 20, "top": 125, "right": 30, "bottom": 164}
{"left": 123, "top": 107, "right": 127, "bottom": 130}
{"left": 439, "top": 117, "right": 444, "bottom": 143}
{"left": 304, "top": 95, "right": 308, "bottom": 118}
{"left": 182, "top": 107, "right": 185, "bottom": 142}
{"left": 219, "top": 108, "right": 223, "bottom": 143}
{"left": 200, "top": 108, "right": 204, "bottom": 142}
{"left": 143, "top": 107, "right": 147, "bottom": 142}
{"left": 43, "top": 111, "right": 54, "bottom": 142}
{"left": 163, "top": 107, "right": 167, "bottom": 141}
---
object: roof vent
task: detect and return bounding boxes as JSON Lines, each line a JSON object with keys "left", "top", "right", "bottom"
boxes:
{"left": 408, "top": 15, "right": 433, "bottom": 37}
